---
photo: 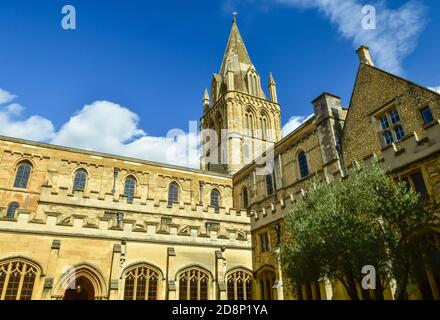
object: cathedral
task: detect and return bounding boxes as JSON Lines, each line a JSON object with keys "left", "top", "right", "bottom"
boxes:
{"left": 0, "top": 18, "right": 439, "bottom": 300}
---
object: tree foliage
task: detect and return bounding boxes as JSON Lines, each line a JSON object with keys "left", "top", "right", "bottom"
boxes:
{"left": 281, "top": 160, "right": 438, "bottom": 300}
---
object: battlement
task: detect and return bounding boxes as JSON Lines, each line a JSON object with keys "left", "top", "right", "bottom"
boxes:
{"left": 382, "top": 120, "right": 440, "bottom": 172}
{"left": 39, "top": 185, "right": 248, "bottom": 223}
{"left": 0, "top": 203, "right": 252, "bottom": 249}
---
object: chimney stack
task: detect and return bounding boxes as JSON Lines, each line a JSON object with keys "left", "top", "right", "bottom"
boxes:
{"left": 356, "top": 45, "right": 374, "bottom": 66}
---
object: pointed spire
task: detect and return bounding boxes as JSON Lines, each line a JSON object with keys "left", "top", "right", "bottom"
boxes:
{"left": 269, "top": 72, "right": 276, "bottom": 86}
{"left": 203, "top": 88, "right": 210, "bottom": 114}
{"left": 219, "top": 16, "right": 252, "bottom": 76}
{"left": 268, "top": 72, "right": 278, "bottom": 103}
{"left": 203, "top": 88, "right": 210, "bottom": 102}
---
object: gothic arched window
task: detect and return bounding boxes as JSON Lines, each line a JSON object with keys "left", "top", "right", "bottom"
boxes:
{"left": 210, "top": 189, "right": 221, "bottom": 213}
{"left": 13, "top": 161, "right": 32, "bottom": 189}
{"left": 178, "top": 268, "right": 210, "bottom": 300}
{"left": 227, "top": 270, "right": 253, "bottom": 300}
{"left": 73, "top": 169, "right": 87, "bottom": 192}
{"left": 168, "top": 182, "right": 179, "bottom": 206}
{"left": 298, "top": 151, "right": 309, "bottom": 179}
{"left": 123, "top": 265, "right": 160, "bottom": 300}
{"left": 124, "top": 176, "right": 136, "bottom": 202}
{"left": 6, "top": 203, "right": 19, "bottom": 219}
{"left": 0, "top": 259, "right": 39, "bottom": 300}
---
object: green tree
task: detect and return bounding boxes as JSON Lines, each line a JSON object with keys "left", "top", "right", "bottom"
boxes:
{"left": 281, "top": 161, "right": 438, "bottom": 300}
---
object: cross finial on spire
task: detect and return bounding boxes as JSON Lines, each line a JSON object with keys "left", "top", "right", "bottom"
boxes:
{"left": 232, "top": 12, "right": 237, "bottom": 23}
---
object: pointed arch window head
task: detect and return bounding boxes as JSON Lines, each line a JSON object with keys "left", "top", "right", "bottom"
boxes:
{"left": 210, "top": 189, "right": 221, "bottom": 213}
{"left": 123, "top": 265, "right": 160, "bottom": 300}
{"left": 6, "top": 203, "right": 19, "bottom": 219}
{"left": 227, "top": 270, "right": 253, "bottom": 300}
{"left": 168, "top": 182, "right": 180, "bottom": 206}
{"left": 0, "top": 259, "right": 39, "bottom": 300}
{"left": 124, "top": 176, "right": 136, "bottom": 203}
{"left": 73, "top": 169, "right": 87, "bottom": 192}
{"left": 298, "top": 151, "right": 309, "bottom": 179}
{"left": 178, "top": 268, "right": 210, "bottom": 300}
{"left": 13, "top": 161, "right": 32, "bottom": 189}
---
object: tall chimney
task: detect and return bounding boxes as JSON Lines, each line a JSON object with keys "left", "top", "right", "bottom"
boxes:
{"left": 356, "top": 45, "right": 374, "bottom": 66}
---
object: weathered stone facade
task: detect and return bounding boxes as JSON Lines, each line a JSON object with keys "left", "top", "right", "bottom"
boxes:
{"left": 0, "top": 20, "right": 439, "bottom": 300}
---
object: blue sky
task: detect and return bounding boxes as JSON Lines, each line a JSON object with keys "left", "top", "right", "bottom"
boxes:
{"left": 0, "top": 0, "right": 439, "bottom": 167}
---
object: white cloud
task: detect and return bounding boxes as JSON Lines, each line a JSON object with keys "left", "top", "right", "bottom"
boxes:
{"left": 429, "top": 86, "right": 440, "bottom": 94}
{"left": 272, "top": 0, "right": 427, "bottom": 74}
{"left": 0, "top": 104, "right": 55, "bottom": 142}
{"left": 0, "top": 88, "right": 201, "bottom": 168}
{"left": 282, "top": 115, "right": 312, "bottom": 137}
{"left": 52, "top": 100, "right": 200, "bottom": 168}
{"left": 0, "top": 89, "right": 18, "bottom": 105}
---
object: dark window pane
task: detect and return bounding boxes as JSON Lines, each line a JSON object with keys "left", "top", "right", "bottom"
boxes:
{"left": 179, "top": 278, "right": 188, "bottom": 300}
{"left": 298, "top": 152, "right": 309, "bottom": 178}
{"left": 6, "top": 203, "right": 19, "bottom": 218}
{"left": 14, "top": 163, "right": 31, "bottom": 189}
{"left": 210, "top": 190, "right": 220, "bottom": 212}
{"left": 168, "top": 183, "right": 179, "bottom": 205}
{"left": 73, "top": 170, "right": 87, "bottom": 191}
{"left": 389, "top": 109, "right": 400, "bottom": 124}
{"left": 227, "top": 280, "right": 235, "bottom": 300}
{"left": 242, "top": 188, "right": 249, "bottom": 208}
{"left": 124, "top": 277, "right": 135, "bottom": 300}
{"left": 420, "top": 107, "right": 434, "bottom": 124}
{"left": 395, "top": 125, "right": 405, "bottom": 141}
{"left": 411, "top": 172, "right": 429, "bottom": 201}
{"left": 124, "top": 176, "right": 136, "bottom": 202}
{"left": 266, "top": 175, "right": 274, "bottom": 195}
{"left": 380, "top": 115, "right": 389, "bottom": 129}
{"left": 383, "top": 130, "right": 394, "bottom": 145}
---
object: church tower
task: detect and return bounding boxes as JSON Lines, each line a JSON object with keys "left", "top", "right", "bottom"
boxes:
{"left": 200, "top": 17, "right": 282, "bottom": 175}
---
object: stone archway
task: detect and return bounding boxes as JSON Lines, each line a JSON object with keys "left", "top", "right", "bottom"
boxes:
{"left": 64, "top": 276, "right": 95, "bottom": 300}
{"left": 53, "top": 264, "right": 107, "bottom": 300}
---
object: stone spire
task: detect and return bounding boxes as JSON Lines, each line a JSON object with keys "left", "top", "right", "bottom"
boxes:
{"left": 219, "top": 17, "right": 252, "bottom": 76}
{"left": 202, "top": 88, "right": 210, "bottom": 114}
{"left": 268, "top": 72, "right": 278, "bottom": 103}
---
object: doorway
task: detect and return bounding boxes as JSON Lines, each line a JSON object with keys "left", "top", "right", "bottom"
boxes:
{"left": 63, "top": 276, "right": 95, "bottom": 300}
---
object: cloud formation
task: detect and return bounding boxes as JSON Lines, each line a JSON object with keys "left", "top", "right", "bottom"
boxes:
{"left": 0, "top": 89, "right": 17, "bottom": 105}
{"left": 280, "top": 0, "right": 427, "bottom": 74}
{"left": 0, "top": 94, "right": 55, "bottom": 142}
{"left": 282, "top": 115, "right": 312, "bottom": 137}
{"left": 0, "top": 89, "right": 200, "bottom": 168}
